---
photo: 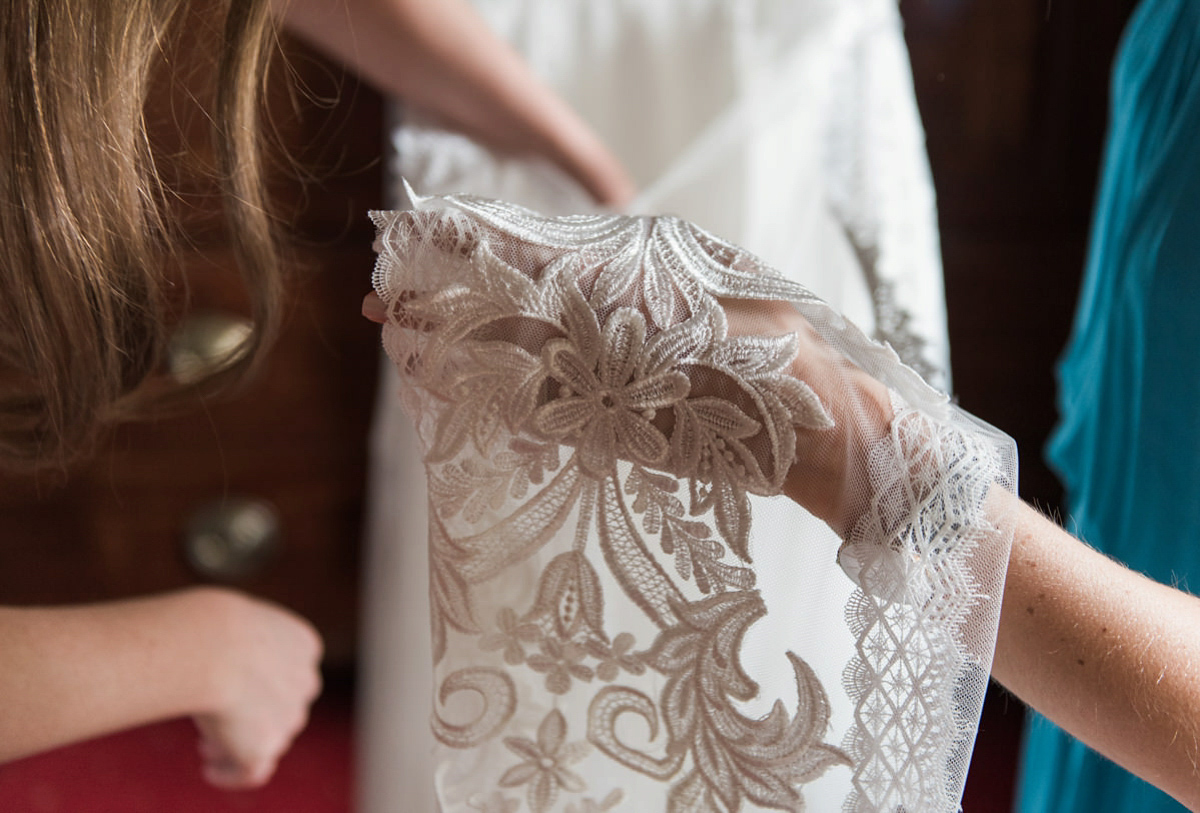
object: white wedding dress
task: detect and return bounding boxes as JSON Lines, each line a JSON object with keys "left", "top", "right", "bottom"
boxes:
{"left": 357, "top": 3, "right": 966, "bottom": 812}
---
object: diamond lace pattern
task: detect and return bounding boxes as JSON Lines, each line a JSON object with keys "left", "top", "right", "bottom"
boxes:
{"left": 371, "top": 192, "right": 1015, "bottom": 812}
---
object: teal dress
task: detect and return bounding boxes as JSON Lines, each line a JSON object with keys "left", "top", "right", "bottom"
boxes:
{"left": 1017, "top": 0, "right": 1200, "bottom": 810}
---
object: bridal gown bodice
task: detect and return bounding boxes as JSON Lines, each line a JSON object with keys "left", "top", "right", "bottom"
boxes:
{"left": 357, "top": 3, "right": 969, "bottom": 813}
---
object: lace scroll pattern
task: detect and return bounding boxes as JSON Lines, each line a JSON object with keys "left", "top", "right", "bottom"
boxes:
{"left": 371, "top": 193, "right": 1015, "bottom": 812}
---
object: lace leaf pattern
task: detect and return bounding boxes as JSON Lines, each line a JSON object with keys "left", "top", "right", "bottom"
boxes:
{"left": 372, "top": 193, "right": 1015, "bottom": 812}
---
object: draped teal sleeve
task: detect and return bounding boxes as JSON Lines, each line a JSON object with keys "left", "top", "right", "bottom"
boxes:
{"left": 1018, "top": 1, "right": 1200, "bottom": 810}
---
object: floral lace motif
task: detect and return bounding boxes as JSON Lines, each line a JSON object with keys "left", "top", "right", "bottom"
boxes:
{"left": 372, "top": 193, "right": 1014, "bottom": 812}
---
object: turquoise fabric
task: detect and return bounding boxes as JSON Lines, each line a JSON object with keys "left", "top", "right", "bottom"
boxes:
{"left": 1016, "top": 1, "right": 1200, "bottom": 810}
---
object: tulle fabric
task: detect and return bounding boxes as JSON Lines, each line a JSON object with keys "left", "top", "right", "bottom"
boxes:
{"left": 368, "top": 191, "right": 1015, "bottom": 812}
{"left": 357, "top": 3, "right": 958, "bottom": 811}
{"left": 1018, "top": 2, "right": 1200, "bottom": 810}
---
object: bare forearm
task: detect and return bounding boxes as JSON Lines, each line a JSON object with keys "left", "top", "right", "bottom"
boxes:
{"left": 992, "top": 496, "right": 1200, "bottom": 810}
{"left": 274, "top": 0, "right": 634, "bottom": 205}
{"left": 780, "top": 345, "right": 1200, "bottom": 805}
{"left": 0, "top": 589, "right": 225, "bottom": 762}
{"left": 363, "top": 201, "right": 1200, "bottom": 805}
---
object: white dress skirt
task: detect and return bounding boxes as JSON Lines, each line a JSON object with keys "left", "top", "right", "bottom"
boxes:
{"left": 356, "top": 2, "right": 969, "bottom": 812}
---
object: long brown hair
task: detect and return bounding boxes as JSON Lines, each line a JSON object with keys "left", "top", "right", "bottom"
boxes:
{"left": 0, "top": 0, "right": 281, "bottom": 468}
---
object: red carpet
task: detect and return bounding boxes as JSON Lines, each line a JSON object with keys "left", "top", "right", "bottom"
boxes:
{"left": 0, "top": 682, "right": 1020, "bottom": 812}
{"left": 0, "top": 692, "right": 353, "bottom": 813}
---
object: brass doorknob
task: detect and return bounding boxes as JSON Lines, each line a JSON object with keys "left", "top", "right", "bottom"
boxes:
{"left": 167, "top": 312, "right": 253, "bottom": 383}
{"left": 183, "top": 498, "right": 280, "bottom": 581}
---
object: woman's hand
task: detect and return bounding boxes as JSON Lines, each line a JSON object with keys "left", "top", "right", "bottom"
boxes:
{"left": 189, "top": 588, "right": 324, "bottom": 788}
{"left": 717, "top": 297, "right": 893, "bottom": 537}
{"left": 0, "top": 587, "right": 322, "bottom": 789}
{"left": 364, "top": 287, "right": 891, "bottom": 537}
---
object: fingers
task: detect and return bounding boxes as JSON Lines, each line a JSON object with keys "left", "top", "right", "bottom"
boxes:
{"left": 195, "top": 695, "right": 314, "bottom": 790}
{"left": 367, "top": 217, "right": 888, "bottom": 535}
{"left": 188, "top": 589, "right": 324, "bottom": 791}
{"left": 362, "top": 292, "right": 387, "bottom": 324}
{"left": 201, "top": 753, "right": 277, "bottom": 790}
{"left": 718, "top": 296, "right": 894, "bottom": 535}
{"left": 363, "top": 289, "right": 435, "bottom": 331}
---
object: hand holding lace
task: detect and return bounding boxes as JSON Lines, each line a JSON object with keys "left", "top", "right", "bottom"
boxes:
{"left": 369, "top": 203, "right": 901, "bottom": 541}
{"left": 369, "top": 192, "right": 1017, "bottom": 813}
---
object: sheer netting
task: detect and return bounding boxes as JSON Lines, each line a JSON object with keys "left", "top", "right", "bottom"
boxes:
{"left": 370, "top": 192, "right": 1015, "bottom": 813}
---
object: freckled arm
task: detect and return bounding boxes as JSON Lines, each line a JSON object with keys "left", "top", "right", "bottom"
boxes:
{"left": 991, "top": 494, "right": 1200, "bottom": 811}
{"left": 747, "top": 285, "right": 1200, "bottom": 808}
{"left": 751, "top": 280, "right": 1200, "bottom": 806}
{"left": 366, "top": 202, "right": 1200, "bottom": 807}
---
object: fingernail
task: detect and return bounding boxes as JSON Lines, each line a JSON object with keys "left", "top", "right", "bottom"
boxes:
{"left": 362, "top": 292, "right": 387, "bottom": 324}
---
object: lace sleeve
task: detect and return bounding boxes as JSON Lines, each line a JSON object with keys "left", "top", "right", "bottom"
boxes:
{"left": 370, "top": 191, "right": 1015, "bottom": 813}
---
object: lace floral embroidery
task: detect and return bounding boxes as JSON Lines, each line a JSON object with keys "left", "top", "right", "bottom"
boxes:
{"left": 500, "top": 709, "right": 592, "bottom": 813}
{"left": 373, "top": 193, "right": 1014, "bottom": 812}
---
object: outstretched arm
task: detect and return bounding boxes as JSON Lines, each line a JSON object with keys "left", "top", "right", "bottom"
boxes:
{"left": 273, "top": 0, "right": 635, "bottom": 206}
{"left": 747, "top": 290, "right": 1200, "bottom": 809}
{"left": 751, "top": 291, "right": 1200, "bottom": 809}
{"left": 0, "top": 588, "right": 323, "bottom": 789}
{"left": 991, "top": 498, "right": 1200, "bottom": 811}
{"left": 362, "top": 205, "right": 1200, "bottom": 808}
{"left": 367, "top": 287, "right": 1200, "bottom": 807}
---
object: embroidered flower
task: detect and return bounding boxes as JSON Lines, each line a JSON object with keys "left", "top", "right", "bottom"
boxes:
{"left": 479, "top": 608, "right": 542, "bottom": 665}
{"left": 585, "top": 633, "right": 644, "bottom": 682}
{"left": 533, "top": 305, "right": 689, "bottom": 477}
{"left": 526, "top": 636, "right": 594, "bottom": 695}
{"left": 499, "top": 709, "right": 590, "bottom": 813}
{"left": 522, "top": 551, "right": 607, "bottom": 641}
